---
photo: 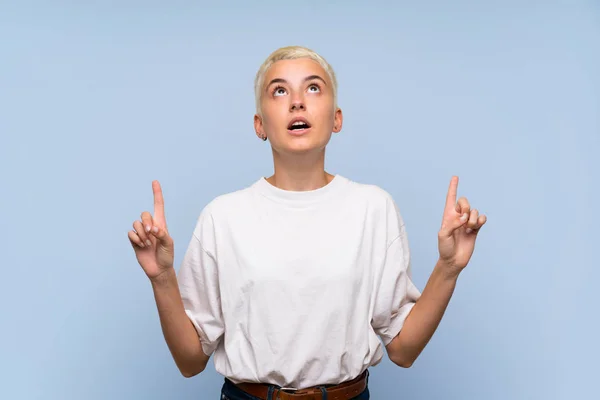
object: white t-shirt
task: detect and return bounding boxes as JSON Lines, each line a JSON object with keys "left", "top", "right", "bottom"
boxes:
{"left": 177, "top": 175, "right": 421, "bottom": 389}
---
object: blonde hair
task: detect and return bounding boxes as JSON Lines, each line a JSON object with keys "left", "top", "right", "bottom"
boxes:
{"left": 254, "top": 45, "right": 338, "bottom": 116}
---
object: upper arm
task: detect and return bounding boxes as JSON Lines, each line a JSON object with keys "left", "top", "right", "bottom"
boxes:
{"left": 371, "top": 195, "right": 421, "bottom": 346}
{"left": 178, "top": 207, "right": 225, "bottom": 359}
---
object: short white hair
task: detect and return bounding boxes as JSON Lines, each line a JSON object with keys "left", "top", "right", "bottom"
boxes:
{"left": 254, "top": 45, "right": 338, "bottom": 116}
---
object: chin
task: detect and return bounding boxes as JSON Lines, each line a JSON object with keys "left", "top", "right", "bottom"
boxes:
{"left": 276, "top": 136, "right": 330, "bottom": 155}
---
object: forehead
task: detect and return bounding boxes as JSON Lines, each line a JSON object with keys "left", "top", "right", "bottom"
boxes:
{"left": 264, "top": 58, "right": 330, "bottom": 85}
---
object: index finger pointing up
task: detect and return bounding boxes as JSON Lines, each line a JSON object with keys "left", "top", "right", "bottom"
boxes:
{"left": 445, "top": 176, "right": 459, "bottom": 212}
{"left": 152, "top": 180, "right": 166, "bottom": 227}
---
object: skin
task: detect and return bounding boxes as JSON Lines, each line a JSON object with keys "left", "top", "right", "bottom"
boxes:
{"left": 385, "top": 176, "right": 487, "bottom": 367}
{"left": 254, "top": 58, "right": 343, "bottom": 191}
{"left": 127, "top": 56, "right": 487, "bottom": 378}
{"left": 127, "top": 181, "right": 210, "bottom": 377}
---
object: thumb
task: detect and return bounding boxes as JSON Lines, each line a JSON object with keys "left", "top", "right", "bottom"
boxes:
{"left": 440, "top": 212, "right": 469, "bottom": 238}
{"left": 149, "top": 225, "right": 172, "bottom": 246}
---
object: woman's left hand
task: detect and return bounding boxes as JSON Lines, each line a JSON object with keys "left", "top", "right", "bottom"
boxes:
{"left": 437, "top": 176, "right": 487, "bottom": 276}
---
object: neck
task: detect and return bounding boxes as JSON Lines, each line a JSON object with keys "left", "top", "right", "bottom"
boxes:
{"left": 267, "top": 149, "right": 334, "bottom": 191}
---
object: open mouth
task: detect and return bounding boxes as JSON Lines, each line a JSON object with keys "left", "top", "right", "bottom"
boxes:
{"left": 287, "top": 118, "right": 312, "bottom": 132}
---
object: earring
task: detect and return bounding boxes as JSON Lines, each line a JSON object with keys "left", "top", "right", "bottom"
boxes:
{"left": 261, "top": 135, "right": 267, "bottom": 141}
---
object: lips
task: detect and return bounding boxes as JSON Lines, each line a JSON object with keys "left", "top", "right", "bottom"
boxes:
{"left": 287, "top": 117, "right": 312, "bottom": 131}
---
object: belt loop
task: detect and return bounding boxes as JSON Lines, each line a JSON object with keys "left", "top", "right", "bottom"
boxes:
{"left": 266, "top": 385, "right": 274, "bottom": 400}
{"left": 320, "top": 386, "right": 327, "bottom": 400}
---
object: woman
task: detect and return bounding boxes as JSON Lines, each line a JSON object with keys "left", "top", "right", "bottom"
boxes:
{"left": 127, "top": 46, "right": 487, "bottom": 400}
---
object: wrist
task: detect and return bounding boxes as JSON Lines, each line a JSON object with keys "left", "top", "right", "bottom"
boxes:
{"left": 435, "top": 259, "right": 462, "bottom": 281}
{"left": 149, "top": 266, "right": 176, "bottom": 287}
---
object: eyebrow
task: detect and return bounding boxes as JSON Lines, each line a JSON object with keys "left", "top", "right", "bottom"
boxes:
{"left": 265, "top": 75, "right": 328, "bottom": 92}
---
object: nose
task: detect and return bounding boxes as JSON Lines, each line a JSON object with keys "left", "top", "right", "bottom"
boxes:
{"left": 290, "top": 99, "right": 305, "bottom": 112}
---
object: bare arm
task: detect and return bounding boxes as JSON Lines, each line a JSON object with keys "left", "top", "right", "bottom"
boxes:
{"left": 386, "top": 176, "right": 487, "bottom": 367}
{"left": 151, "top": 268, "right": 210, "bottom": 377}
{"left": 385, "top": 260, "right": 458, "bottom": 367}
{"left": 128, "top": 180, "right": 210, "bottom": 378}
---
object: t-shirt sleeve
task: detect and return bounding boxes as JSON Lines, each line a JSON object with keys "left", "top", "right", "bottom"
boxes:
{"left": 371, "top": 198, "right": 422, "bottom": 346}
{"left": 177, "top": 208, "right": 224, "bottom": 357}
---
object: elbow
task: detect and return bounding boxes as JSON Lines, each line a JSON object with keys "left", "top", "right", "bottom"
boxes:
{"left": 394, "top": 358, "right": 414, "bottom": 368}
{"left": 390, "top": 353, "right": 416, "bottom": 368}
{"left": 177, "top": 358, "right": 208, "bottom": 378}
{"left": 386, "top": 338, "right": 416, "bottom": 368}
{"left": 175, "top": 345, "right": 211, "bottom": 378}
{"left": 180, "top": 370, "right": 198, "bottom": 378}
{"left": 179, "top": 364, "right": 205, "bottom": 378}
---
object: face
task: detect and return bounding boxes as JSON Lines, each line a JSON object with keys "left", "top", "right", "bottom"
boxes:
{"left": 254, "top": 58, "right": 343, "bottom": 154}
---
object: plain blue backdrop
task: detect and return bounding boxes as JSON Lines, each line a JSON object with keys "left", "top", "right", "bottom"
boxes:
{"left": 1, "top": 1, "right": 598, "bottom": 399}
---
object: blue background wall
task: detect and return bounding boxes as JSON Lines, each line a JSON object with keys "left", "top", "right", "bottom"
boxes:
{"left": 1, "top": 1, "right": 598, "bottom": 398}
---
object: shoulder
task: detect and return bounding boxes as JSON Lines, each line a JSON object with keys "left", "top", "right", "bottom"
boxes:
{"left": 205, "top": 184, "right": 257, "bottom": 214}
{"left": 190, "top": 180, "right": 259, "bottom": 235}
{"left": 341, "top": 176, "right": 407, "bottom": 240}
{"left": 342, "top": 176, "right": 400, "bottom": 211}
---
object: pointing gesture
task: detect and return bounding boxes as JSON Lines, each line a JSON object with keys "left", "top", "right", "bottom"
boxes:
{"left": 127, "top": 180, "right": 175, "bottom": 280}
{"left": 437, "top": 176, "right": 487, "bottom": 275}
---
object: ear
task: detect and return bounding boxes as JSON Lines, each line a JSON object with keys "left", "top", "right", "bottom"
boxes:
{"left": 332, "top": 107, "right": 343, "bottom": 133}
{"left": 254, "top": 113, "right": 264, "bottom": 139}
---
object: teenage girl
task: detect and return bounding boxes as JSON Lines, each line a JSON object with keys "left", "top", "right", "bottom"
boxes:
{"left": 127, "top": 46, "right": 487, "bottom": 400}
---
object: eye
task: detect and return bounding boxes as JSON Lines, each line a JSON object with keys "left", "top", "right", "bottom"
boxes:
{"left": 273, "top": 85, "right": 287, "bottom": 96}
{"left": 308, "top": 84, "right": 320, "bottom": 93}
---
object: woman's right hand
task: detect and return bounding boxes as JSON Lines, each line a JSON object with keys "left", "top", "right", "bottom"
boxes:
{"left": 128, "top": 180, "right": 175, "bottom": 281}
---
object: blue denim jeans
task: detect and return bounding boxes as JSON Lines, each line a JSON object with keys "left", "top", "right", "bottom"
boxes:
{"left": 220, "top": 371, "right": 370, "bottom": 400}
